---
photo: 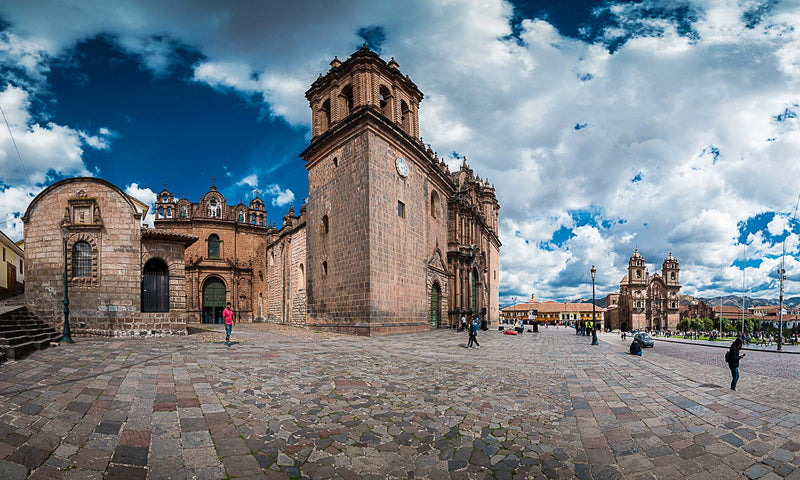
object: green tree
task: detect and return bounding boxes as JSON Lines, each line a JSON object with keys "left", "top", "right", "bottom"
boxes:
{"left": 677, "top": 318, "right": 689, "bottom": 331}
{"left": 702, "top": 317, "right": 715, "bottom": 332}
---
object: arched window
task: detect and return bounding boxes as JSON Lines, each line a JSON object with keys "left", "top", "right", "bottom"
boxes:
{"left": 379, "top": 86, "right": 392, "bottom": 118}
{"left": 142, "top": 258, "right": 169, "bottom": 313}
{"left": 299, "top": 263, "right": 305, "bottom": 289}
{"left": 208, "top": 234, "right": 220, "bottom": 259}
{"left": 72, "top": 241, "right": 92, "bottom": 277}
{"left": 238, "top": 212, "right": 244, "bottom": 222}
{"left": 166, "top": 207, "right": 172, "bottom": 218}
{"left": 322, "top": 260, "right": 328, "bottom": 276}
{"left": 401, "top": 100, "right": 411, "bottom": 133}
{"left": 259, "top": 214, "right": 264, "bottom": 226}
{"left": 341, "top": 85, "right": 353, "bottom": 116}
{"left": 430, "top": 191, "right": 440, "bottom": 218}
{"left": 158, "top": 207, "right": 164, "bottom": 218}
{"left": 322, "top": 215, "right": 329, "bottom": 234}
{"left": 251, "top": 213, "right": 256, "bottom": 225}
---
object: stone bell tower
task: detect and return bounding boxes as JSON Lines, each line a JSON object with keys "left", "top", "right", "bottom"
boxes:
{"left": 627, "top": 249, "right": 648, "bottom": 330}
{"left": 300, "top": 46, "right": 452, "bottom": 335}
{"left": 662, "top": 252, "right": 681, "bottom": 326}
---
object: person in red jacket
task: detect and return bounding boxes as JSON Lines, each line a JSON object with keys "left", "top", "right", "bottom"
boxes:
{"left": 223, "top": 302, "right": 234, "bottom": 346}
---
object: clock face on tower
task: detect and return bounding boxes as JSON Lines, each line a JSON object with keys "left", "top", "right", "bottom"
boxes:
{"left": 395, "top": 157, "right": 409, "bottom": 178}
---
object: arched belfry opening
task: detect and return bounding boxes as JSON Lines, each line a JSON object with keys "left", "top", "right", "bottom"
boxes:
{"left": 400, "top": 100, "right": 412, "bottom": 134}
{"left": 320, "top": 99, "right": 331, "bottom": 132}
{"left": 379, "top": 85, "right": 392, "bottom": 119}
{"left": 341, "top": 84, "right": 354, "bottom": 117}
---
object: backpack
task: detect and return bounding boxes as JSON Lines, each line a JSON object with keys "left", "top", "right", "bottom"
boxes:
{"left": 724, "top": 350, "right": 731, "bottom": 363}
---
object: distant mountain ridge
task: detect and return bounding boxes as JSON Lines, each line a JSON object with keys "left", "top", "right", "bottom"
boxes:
{"left": 567, "top": 295, "right": 800, "bottom": 309}
{"left": 512, "top": 295, "right": 800, "bottom": 310}
{"left": 687, "top": 294, "right": 800, "bottom": 309}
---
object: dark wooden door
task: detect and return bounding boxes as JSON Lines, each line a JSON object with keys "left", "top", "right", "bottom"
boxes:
{"left": 7, "top": 264, "right": 16, "bottom": 292}
{"left": 142, "top": 270, "right": 169, "bottom": 312}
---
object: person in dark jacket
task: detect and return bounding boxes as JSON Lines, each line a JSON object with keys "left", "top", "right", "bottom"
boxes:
{"left": 727, "top": 337, "right": 746, "bottom": 391}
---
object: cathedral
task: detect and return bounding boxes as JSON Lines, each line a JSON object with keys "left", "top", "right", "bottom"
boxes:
{"left": 151, "top": 182, "right": 274, "bottom": 324}
{"left": 21, "top": 47, "right": 500, "bottom": 337}
{"left": 605, "top": 249, "right": 681, "bottom": 332}
{"left": 153, "top": 46, "right": 501, "bottom": 335}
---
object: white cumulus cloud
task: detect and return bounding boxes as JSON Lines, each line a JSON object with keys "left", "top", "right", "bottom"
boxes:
{"left": 264, "top": 183, "right": 294, "bottom": 208}
{"left": 124, "top": 183, "right": 157, "bottom": 227}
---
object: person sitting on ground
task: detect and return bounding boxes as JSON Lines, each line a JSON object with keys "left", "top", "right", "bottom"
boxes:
{"left": 629, "top": 340, "right": 642, "bottom": 356}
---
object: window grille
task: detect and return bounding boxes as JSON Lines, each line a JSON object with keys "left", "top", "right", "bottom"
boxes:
{"left": 72, "top": 241, "right": 92, "bottom": 277}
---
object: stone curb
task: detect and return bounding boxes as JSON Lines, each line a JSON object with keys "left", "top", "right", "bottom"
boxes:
{"left": 651, "top": 336, "right": 800, "bottom": 354}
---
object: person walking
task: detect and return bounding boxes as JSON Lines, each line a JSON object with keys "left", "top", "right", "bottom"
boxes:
{"left": 471, "top": 317, "right": 481, "bottom": 349}
{"left": 223, "top": 302, "right": 234, "bottom": 346}
{"left": 726, "top": 337, "right": 745, "bottom": 391}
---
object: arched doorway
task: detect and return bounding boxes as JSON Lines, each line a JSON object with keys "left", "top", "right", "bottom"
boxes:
{"left": 142, "top": 258, "right": 169, "bottom": 312}
{"left": 429, "top": 283, "right": 441, "bottom": 329}
{"left": 202, "top": 277, "right": 226, "bottom": 324}
{"left": 621, "top": 321, "right": 629, "bottom": 332}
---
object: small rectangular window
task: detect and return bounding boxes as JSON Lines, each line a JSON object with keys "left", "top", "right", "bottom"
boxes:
{"left": 398, "top": 201, "right": 405, "bottom": 219}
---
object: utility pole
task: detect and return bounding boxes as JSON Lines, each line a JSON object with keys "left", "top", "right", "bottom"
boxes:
{"left": 742, "top": 242, "right": 746, "bottom": 337}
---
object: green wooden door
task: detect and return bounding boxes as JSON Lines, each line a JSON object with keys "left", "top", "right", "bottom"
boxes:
{"left": 202, "top": 277, "right": 226, "bottom": 324}
{"left": 430, "top": 284, "right": 440, "bottom": 329}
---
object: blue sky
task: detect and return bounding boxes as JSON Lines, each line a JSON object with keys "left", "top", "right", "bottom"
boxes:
{"left": 1, "top": 0, "right": 800, "bottom": 303}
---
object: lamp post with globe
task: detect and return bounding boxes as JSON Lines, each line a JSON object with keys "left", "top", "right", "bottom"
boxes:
{"left": 60, "top": 225, "right": 74, "bottom": 344}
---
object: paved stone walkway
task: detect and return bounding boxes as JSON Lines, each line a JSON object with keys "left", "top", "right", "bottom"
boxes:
{"left": 0, "top": 325, "right": 798, "bottom": 479}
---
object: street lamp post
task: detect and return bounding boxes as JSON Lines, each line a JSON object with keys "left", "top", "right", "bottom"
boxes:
{"left": 778, "top": 263, "right": 786, "bottom": 351}
{"left": 61, "top": 225, "right": 74, "bottom": 344}
{"left": 591, "top": 265, "right": 598, "bottom": 345}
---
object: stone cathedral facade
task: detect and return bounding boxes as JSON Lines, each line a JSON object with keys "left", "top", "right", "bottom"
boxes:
{"left": 153, "top": 46, "right": 501, "bottom": 335}
{"left": 609, "top": 249, "right": 681, "bottom": 332}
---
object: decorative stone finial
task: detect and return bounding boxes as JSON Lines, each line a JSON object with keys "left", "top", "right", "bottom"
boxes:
{"left": 330, "top": 56, "right": 342, "bottom": 69}
{"left": 388, "top": 56, "right": 400, "bottom": 69}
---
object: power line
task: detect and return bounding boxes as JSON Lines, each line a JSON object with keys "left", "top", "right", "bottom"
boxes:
{"left": 0, "top": 101, "right": 35, "bottom": 192}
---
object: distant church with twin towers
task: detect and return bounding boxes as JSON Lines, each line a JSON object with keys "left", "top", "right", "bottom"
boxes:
{"left": 605, "top": 249, "right": 681, "bottom": 332}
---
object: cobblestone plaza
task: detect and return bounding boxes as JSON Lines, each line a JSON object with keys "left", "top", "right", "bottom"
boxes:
{"left": 0, "top": 326, "right": 798, "bottom": 479}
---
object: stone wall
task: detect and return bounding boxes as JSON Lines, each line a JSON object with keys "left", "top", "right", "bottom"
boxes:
{"left": 366, "top": 130, "right": 449, "bottom": 335}
{"left": 305, "top": 131, "right": 373, "bottom": 333}
{"left": 264, "top": 218, "right": 307, "bottom": 326}
{"left": 22, "top": 178, "right": 190, "bottom": 336}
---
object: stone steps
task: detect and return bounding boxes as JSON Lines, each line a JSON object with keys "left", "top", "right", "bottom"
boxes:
{"left": 0, "top": 307, "right": 62, "bottom": 361}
